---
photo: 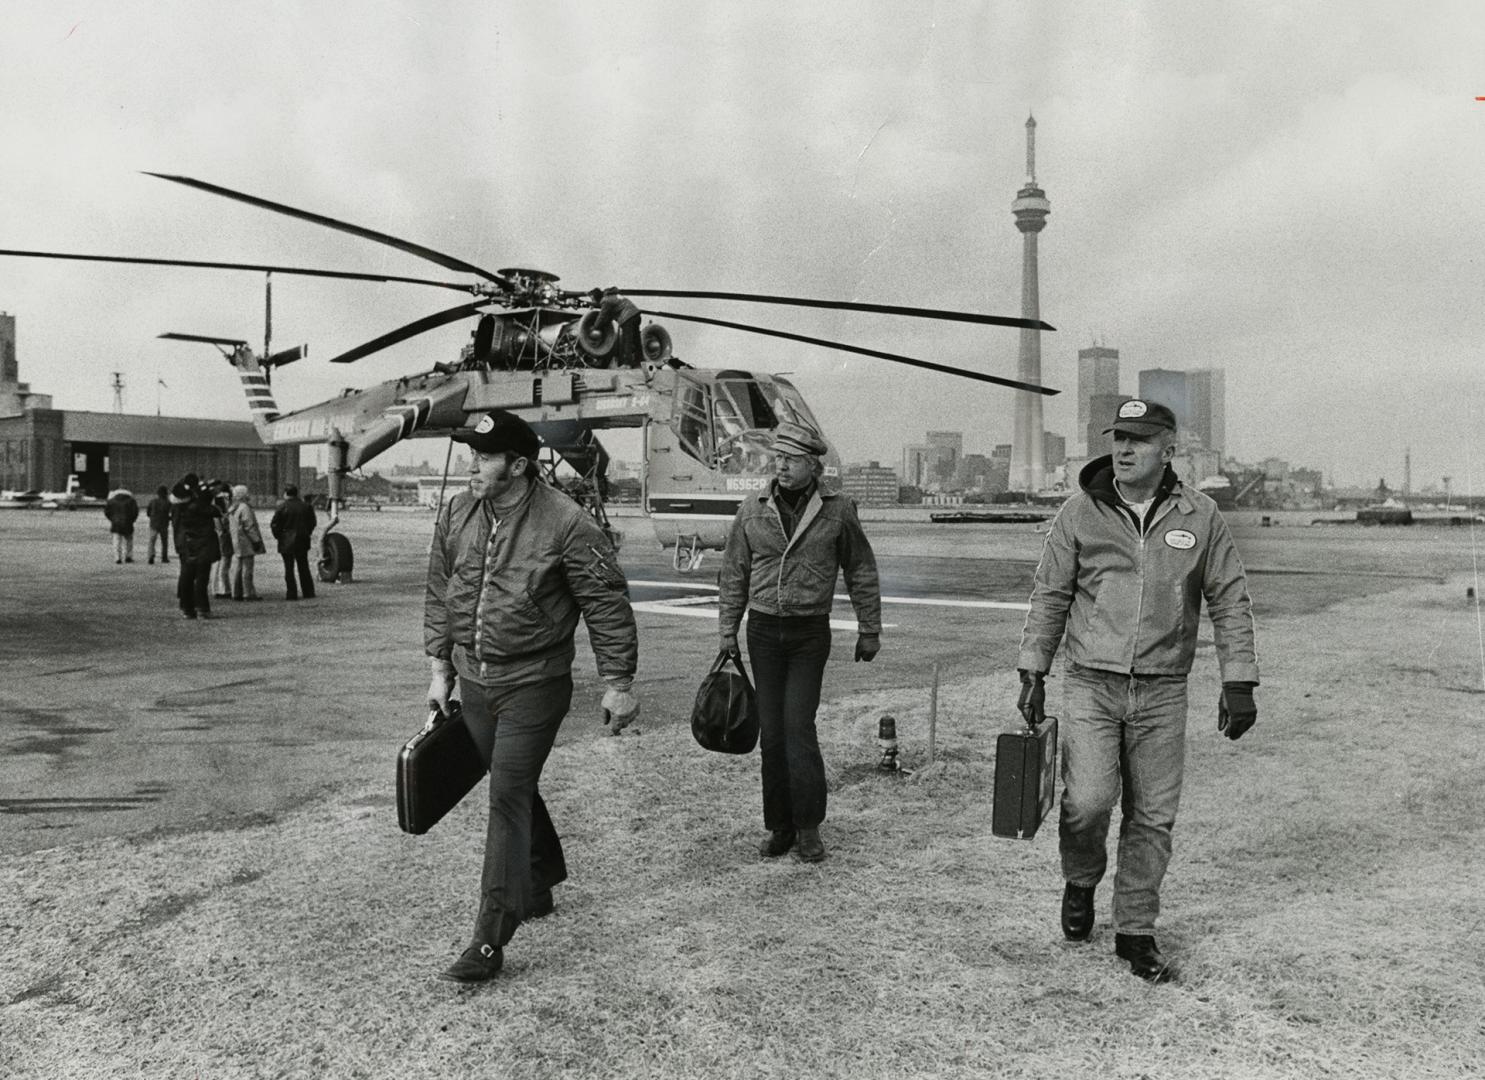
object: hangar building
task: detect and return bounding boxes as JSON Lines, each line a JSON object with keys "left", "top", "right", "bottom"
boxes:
{"left": 0, "top": 312, "right": 295, "bottom": 497}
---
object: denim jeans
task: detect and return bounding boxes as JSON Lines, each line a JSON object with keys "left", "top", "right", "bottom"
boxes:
{"left": 1060, "top": 663, "right": 1188, "bottom": 936}
{"left": 148, "top": 527, "right": 170, "bottom": 562}
{"left": 746, "top": 612, "right": 833, "bottom": 831}
{"left": 458, "top": 673, "right": 572, "bottom": 946}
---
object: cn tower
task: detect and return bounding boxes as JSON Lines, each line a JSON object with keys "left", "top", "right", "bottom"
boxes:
{"left": 1009, "top": 115, "right": 1050, "bottom": 494}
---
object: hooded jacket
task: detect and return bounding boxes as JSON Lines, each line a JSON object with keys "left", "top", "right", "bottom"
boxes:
{"left": 717, "top": 482, "right": 881, "bottom": 636}
{"left": 424, "top": 479, "right": 638, "bottom": 684}
{"left": 104, "top": 490, "right": 139, "bottom": 535}
{"left": 1018, "top": 456, "right": 1259, "bottom": 684}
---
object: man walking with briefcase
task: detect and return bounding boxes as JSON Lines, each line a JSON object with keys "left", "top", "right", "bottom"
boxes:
{"left": 1017, "top": 399, "right": 1259, "bottom": 984}
{"left": 425, "top": 410, "right": 641, "bottom": 984}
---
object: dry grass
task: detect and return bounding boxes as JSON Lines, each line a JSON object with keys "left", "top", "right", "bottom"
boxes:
{"left": 4, "top": 555, "right": 1485, "bottom": 1077}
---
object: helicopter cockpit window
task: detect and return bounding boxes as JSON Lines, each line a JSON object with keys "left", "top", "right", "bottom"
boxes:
{"left": 674, "top": 377, "right": 715, "bottom": 467}
{"left": 757, "top": 376, "right": 822, "bottom": 431}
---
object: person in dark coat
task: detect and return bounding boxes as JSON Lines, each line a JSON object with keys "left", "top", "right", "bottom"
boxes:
{"left": 170, "top": 473, "right": 223, "bottom": 620}
{"left": 269, "top": 484, "right": 318, "bottom": 600}
{"left": 104, "top": 488, "right": 140, "bottom": 564}
{"left": 145, "top": 485, "right": 172, "bottom": 564}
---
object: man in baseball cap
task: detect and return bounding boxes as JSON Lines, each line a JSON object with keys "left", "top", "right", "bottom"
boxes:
{"left": 1016, "top": 394, "right": 1258, "bottom": 984}
{"left": 451, "top": 409, "right": 542, "bottom": 459}
{"left": 425, "top": 407, "right": 640, "bottom": 983}
{"left": 1102, "top": 398, "right": 1177, "bottom": 438}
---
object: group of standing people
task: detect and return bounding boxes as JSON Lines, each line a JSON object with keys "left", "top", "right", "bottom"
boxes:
{"left": 421, "top": 402, "right": 1259, "bottom": 990}
{"left": 104, "top": 476, "right": 320, "bottom": 619}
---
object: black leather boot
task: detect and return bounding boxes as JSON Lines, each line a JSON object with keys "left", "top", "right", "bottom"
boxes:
{"left": 1114, "top": 933, "right": 1177, "bottom": 984}
{"left": 1061, "top": 883, "right": 1096, "bottom": 941}
{"left": 796, "top": 827, "right": 825, "bottom": 862}
{"left": 759, "top": 830, "right": 796, "bottom": 857}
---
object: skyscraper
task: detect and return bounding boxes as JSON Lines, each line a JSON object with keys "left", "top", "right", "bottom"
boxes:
{"left": 1009, "top": 116, "right": 1050, "bottom": 493}
{"left": 1186, "top": 368, "right": 1225, "bottom": 456}
{"left": 1138, "top": 369, "right": 1191, "bottom": 430}
{"left": 1077, "top": 346, "right": 1119, "bottom": 454}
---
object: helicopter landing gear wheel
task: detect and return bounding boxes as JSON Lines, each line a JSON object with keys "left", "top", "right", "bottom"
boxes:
{"left": 319, "top": 532, "right": 354, "bottom": 583}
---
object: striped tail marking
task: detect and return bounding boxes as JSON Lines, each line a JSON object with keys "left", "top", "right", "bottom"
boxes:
{"left": 239, "top": 370, "right": 280, "bottom": 422}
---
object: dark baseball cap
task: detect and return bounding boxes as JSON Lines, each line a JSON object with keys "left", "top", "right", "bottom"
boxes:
{"left": 1104, "top": 399, "right": 1177, "bottom": 437}
{"left": 452, "top": 410, "right": 541, "bottom": 458}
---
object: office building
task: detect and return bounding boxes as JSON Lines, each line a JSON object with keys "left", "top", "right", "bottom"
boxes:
{"left": 1076, "top": 346, "right": 1119, "bottom": 454}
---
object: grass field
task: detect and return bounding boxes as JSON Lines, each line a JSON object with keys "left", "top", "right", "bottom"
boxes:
{"left": 3, "top": 510, "right": 1483, "bottom": 1078}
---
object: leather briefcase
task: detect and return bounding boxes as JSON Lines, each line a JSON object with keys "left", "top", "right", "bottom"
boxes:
{"left": 991, "top": 716, "right": 1058, "bottom": 839}
{"left": 396, "top": 700, "right": 486, "bottom": 835}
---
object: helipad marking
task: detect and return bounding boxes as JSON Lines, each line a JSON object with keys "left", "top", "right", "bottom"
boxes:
{"left": 629, "top": 580, "right": 1029, "bottom": 612}
{"left": 629, "top": 600, "right": 890, "bottom": 632}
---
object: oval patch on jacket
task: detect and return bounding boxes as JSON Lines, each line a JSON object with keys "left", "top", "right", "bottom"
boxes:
{"left": 1164, "top": 529, "right": 1197, "bottom": 550}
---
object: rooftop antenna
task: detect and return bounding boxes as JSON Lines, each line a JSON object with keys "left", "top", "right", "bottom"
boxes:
{"left": 111, "top": 371, "right": 125, "bottom": 414}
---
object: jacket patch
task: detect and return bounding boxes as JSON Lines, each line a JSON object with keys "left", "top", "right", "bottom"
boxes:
{"left": 584, "top": 545, "right": 627, "bottom": 589}
{"left": 1164, "top": 529, "right": 1197, "bottom": 550}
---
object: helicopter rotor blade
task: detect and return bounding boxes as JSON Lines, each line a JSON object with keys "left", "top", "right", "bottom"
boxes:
{"left": 638, "top": 308, "right": 1059, "bottom": 395}
{"left": 143, "top": 173, "right": 512, "bottom": 286}
{"left": 0, "top": 248, "right": 473, "bottom": 291}
{"left": 327, "top": 299, "right": 494, "bottom": 365}
{"left": 619, "top": 289, "right": 1053, "bottom": 332}
{"left": 158, "top": 332, "right": 250, "bottom": 347}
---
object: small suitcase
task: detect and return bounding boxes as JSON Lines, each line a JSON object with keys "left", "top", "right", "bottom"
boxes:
{"left": 396, "top": 700, "right": 486, "bottom": 835}
{"left": 991, "top": 716, "right": 1058, "bottom": 839}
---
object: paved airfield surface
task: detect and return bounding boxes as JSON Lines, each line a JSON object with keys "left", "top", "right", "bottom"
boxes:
{"left": 0, "top": 503, "right": 1468, "bottom": 856}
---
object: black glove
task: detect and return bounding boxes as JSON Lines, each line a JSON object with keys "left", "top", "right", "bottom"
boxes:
{"left": 854, "top": 633, "right": 880, "bottom": 662}
{"left": 1218, "top": 682, "right": 1257, "bottom": 740}
{"left": 1017, "top": 669, "right": 1046, "bottom": 728}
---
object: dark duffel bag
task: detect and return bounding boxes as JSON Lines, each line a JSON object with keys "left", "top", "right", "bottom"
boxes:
{"left": 691, "top": 649, "right": 759, "bottom": 754}
{"left": 397, "top": 700, "right": 485, "bottom": 834}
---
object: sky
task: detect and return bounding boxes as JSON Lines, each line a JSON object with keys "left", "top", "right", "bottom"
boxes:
{"left": 1, "top": 1, "right": 1482, "bottom": 491}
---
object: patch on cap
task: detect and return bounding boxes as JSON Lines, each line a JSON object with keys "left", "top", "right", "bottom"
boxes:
{"left": 1118, "top": 400, "right": 1149, "bottom": 419}
{"left": 474, "top": 414, "right": 496, "bottom": 434}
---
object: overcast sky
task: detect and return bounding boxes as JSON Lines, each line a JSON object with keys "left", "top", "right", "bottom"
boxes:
{"left": 2, "top": 1, "right": 1482, "bottom": 490}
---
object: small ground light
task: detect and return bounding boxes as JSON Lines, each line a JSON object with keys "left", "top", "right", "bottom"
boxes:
{"left": 877, "top": 715, "right": 899, "bottom": 772}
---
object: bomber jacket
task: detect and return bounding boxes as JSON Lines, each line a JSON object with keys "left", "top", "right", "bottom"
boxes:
{"left": 1018, "top": 456, "right": 1259, "bottom": 684}
{"left": 717, "top": 482, "right": 882, "bottom": 637}
{"left": 424, "top": 479, "right": 638, "bottom": 684}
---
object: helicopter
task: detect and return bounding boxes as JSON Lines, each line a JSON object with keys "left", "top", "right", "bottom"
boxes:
{"left": 0, "top": 173, "right": 1058, "bottom": 577}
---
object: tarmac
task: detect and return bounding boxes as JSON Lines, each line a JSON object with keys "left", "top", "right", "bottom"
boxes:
{"left": 0, "top": 503, "right": 1473, "bottom": 857}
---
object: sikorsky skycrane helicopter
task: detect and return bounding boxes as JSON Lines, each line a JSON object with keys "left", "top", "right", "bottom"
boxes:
{"left": 1, "top": 173, "right": 1057, "bottom": 577}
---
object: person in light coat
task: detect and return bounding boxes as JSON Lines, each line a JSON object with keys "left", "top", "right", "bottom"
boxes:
{"left": 228, "top": 485, "right": 264, "bottom": 601}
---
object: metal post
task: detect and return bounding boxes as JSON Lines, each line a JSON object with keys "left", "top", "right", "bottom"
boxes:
{"left": 928, "top": 662, "right": 940, "bottom": 765}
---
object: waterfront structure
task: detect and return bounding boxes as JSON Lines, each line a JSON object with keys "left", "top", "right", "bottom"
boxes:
{"left": 1008, "top": 116, "right": 1050, "bottom": 493}
{"left": 841, "top": 460, "right": 900, "bottom": 506}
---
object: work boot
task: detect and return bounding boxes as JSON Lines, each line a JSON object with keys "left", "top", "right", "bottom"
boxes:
{"left": 1114, "top": 933, "right": 1178, "bottom": 984}
{"left": 796, "top": 827, "right": 825, "bottom": 863}
{"left": 758, "top": 830, "right": 796, "bottom": 858}
{"left": 1061, "top": 883, "right": 1096, "bottom": 941}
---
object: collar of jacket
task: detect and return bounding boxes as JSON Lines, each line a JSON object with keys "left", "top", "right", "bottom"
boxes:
{"left": 1078, "top": 455, "right": 1188, "bottom": 514}
{"left": 759, "top": 479, "right": 826, "bottom": 553}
